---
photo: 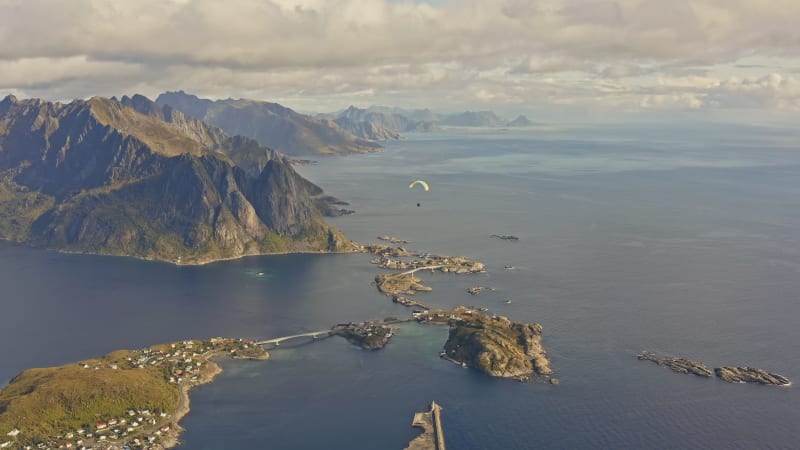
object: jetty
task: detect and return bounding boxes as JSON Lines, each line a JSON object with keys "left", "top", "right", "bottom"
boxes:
{"left": 404, "top": 401, "right": 446, "bottom": 450}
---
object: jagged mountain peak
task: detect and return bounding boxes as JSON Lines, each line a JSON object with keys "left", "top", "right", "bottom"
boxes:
{"left": 85, "top": 95, "right": 207, "bottom": 157}
{"left": 0, "top": 95, "right": 352, "bottom": 263}
{"left": 1, "top": 94, "right": 18, "bottom": 105}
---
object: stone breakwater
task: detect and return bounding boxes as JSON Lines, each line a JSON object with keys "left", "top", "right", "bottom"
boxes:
{"left": 404, "top": 401, "right": 446, "bottom": 450}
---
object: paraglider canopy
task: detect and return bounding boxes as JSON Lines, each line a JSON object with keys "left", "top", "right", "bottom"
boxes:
{"left": 409, "top": 180, "right": 430, "bottom": 191}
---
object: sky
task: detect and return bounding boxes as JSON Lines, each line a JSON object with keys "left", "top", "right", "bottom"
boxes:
{"left": 2, "top": 0, "right": 800, "bottom": 119}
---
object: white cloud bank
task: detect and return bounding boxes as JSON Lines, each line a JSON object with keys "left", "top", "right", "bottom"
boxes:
{"left": 2, "top": 0, "right": 800, "bottom": 116}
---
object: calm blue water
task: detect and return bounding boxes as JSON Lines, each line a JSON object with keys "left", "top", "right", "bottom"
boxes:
{"left": 2, "top": 123, "right": 800, "bottom": 448}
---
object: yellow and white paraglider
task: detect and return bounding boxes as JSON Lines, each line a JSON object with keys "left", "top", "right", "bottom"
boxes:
{"left": 409, "top": 180, "right": 429, "bottom": 206}
{"left": 409, "top": 180, "right": 430, "bottom": 191}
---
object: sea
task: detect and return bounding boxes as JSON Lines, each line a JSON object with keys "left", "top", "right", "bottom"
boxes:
{"left": 2, "top": 123, "right": 800, "bottom": 449}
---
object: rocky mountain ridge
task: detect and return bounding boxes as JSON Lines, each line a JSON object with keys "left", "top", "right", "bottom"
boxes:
{"left": 0, "top": 94, "right": 351, "bottom": 264}
{"left": 155, "top": 91, "right": 382, "bottom": 156}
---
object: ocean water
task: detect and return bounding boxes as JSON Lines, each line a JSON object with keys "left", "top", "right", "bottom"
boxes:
{"left": 2, "top": 123, "right": 800, "bottom": 448}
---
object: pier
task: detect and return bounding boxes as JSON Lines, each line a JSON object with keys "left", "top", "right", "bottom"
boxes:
{"left": 405, "top": 401, "right": 446, "bottom": 450}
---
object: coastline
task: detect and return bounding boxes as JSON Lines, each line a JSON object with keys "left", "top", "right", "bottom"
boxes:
{"left": 0, "top": 237, "right": 364, "bottom": 267}
{"left": 160, "top": 356, "right": 224, "bottom": 449}
{"left": 161, "top": 350, "right": 270, "bottom": 448}
{"left": 0, "top": 339, "right": 270, "bottom": 449}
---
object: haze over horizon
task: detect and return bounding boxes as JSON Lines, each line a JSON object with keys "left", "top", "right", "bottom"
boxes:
{"left": 3, "top": 0, "right": 800, "bottom": 122}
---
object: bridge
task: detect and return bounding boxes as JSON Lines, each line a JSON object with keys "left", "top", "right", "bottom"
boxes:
{"left": 255, "top": 330, "right": 334, "bottom": 346}
{"left": 397, "top": 265, "right": 444, "bottom": 276}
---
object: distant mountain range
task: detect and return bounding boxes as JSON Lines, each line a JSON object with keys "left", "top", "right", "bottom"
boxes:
{"left": 0, "top": 94, "right": 351, "bottom": 264}
{"left": 157, "top": 92, "right": 534, "bottom": 155}
{"left": 156, "top": 91, "right": 383, "bottom": 156}
{"left": 326, "top": 106, "right": 440, "bottom": 135}
{"left": 324, "top": 105, "right": 534, "bottom": 136}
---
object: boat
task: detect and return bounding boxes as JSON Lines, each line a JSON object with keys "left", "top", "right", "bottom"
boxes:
{"left": 504, "top": 265, "right": 514, "bottom": 270}
{"left": 504, "top": 298, "right": 512, "bottom": 304}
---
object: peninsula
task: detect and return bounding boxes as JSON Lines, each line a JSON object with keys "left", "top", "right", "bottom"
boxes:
{"left": 0, "top": 338, "right": 267, "bottom": 449}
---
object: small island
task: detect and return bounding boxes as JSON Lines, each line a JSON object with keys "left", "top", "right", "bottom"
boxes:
{"left": 638, "top": 352, "right": 791, "bottom": 387}
{"left": 438, "top": 308, "right": 552, "bottom": 381}
{"left": 368, "top": 246, "right": 486, "bottom": 299}
{"left": 637, "top": 352, "right": 712, "bottom": 377}
{"left": 467, "top": 286, "right": 494, "bottom": 295}
{"left": 378, "top": 235, "right": 409, "bottom": 244}
{"left": 490, "top": 234, "right": 519, "bottom": 241}
{"left": 715, "top": 367, "right": 791, "bottom": 386}
{"left": 332, "top": 321, "right": 396, "bottom": 350}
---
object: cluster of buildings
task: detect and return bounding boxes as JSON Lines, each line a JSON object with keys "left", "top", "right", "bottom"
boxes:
{"left": 5, "top": 338, "right": 259, "bottom": 450}
{"left": 334, "top": 321, "right": 395, "bottom": 349}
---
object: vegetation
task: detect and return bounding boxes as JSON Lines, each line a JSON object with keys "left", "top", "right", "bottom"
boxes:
{"left": 0, "top": 338, "right": 264, "bottom": 447}
{"left": 0, "top": 351, "right": 178, "bottom": 445}
{"left": 0, "top": 181, "right": 54, "bottom": 241}
{"left": 442, "top": 310, "right": 551, "bottom": 380}
{"left": 0, "top": 95, "right": 353, "bottom": 264}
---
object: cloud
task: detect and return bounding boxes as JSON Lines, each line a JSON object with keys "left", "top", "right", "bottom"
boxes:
{"left": 510, "top": 56, "right": 593, "bottom": 74}
{"left": 1, "top": 0, "right": 800, "bottom": 114}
